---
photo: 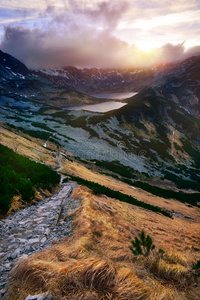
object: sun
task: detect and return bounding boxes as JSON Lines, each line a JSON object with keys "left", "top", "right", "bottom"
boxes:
{"left": 136, "top": 40, "right": 157, "bottom": 52}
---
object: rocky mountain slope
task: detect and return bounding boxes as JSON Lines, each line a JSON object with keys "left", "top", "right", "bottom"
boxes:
{"left": 0, "top": 50, "right": 200, "bottom": 183}
{"left": 35, "top": 66, "right": 160, "bottom": 94}
{"left": 34, "top": 56, "right": 200, "bottom": 98}
{"left": 0, "top": 50, "right": 101, "bottom": 108}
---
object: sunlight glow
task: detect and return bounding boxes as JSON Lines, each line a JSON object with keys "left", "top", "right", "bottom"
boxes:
{"left": 135, "top": 41, "right": 157, "bottom": 52}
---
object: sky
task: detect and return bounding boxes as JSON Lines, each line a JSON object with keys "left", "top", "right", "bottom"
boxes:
{"left": 0, "top": 0, "right": 200, "bottom": 69}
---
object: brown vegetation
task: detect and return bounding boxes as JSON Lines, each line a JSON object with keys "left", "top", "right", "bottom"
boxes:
{"left": 8, "top": 186, "right": 200, "bottom": 299}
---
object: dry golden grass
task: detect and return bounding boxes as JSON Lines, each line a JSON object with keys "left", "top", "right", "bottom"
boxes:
{"left": 7, "top": 196, "right": 25, "bottom": 214}
{"left": 61, "top": 159, "right": 200, "bottom": 221}
{"left": 8, "top": 186, "right": 200, "bottom": 300}
{"left": 0, "top": 123, "right": 59, "bottom": 169}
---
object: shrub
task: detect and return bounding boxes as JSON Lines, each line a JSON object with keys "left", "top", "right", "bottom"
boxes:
{"left": 130, "top": 230, "right": 155, "bottom": 257}
{"left": 192, "top": 260, "right": 200, "bottom": 277}
{"left": 133, "top": 181, "right": 200, "bottom": 207}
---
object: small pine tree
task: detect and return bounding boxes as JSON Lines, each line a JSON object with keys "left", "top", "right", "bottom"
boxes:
{"left": 130, "top": 230, "right": 155, "bottom": 257}
{"left": 192, "top": 260, "right": 200, "bottom": 277}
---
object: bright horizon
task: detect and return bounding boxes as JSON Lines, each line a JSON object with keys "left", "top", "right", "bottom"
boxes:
{"left": 0, "top": 0, "right": 200, "bottom": 68}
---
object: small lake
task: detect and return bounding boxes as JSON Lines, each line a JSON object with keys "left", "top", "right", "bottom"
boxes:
{"left": 64, "top": 101, "right": 127, "bottom": 113}
{"left": 63, "top": 91, "right": 137, "bottom": 113}
{"left": 92, "top": 92, "right": 137, "bottom": 100}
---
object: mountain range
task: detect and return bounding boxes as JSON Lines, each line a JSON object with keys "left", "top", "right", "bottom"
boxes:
{"left": 0, "top": 49, "right": 200, "bottom": 187}
{"left": 1, "top": 48, "right": 200, "bottom": 300}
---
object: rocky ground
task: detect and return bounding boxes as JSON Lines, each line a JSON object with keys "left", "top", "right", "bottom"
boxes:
{"left": 0, "top": 182, "right": 80, "bottom": 299}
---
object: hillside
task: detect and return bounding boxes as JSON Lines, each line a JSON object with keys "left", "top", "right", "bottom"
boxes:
{"left": 0, "top": 123, "right": 199, "bottom": 220}
{"left": 7, "top": 186, "right": 200, "bottom": 299}
{"left": 0, "top": 123, "right": 199, "bottom": 299}
{"left": 0, "top": 51, "right": 200, "bottom": 183}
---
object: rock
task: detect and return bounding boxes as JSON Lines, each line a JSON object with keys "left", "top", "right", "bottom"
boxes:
{"left": 25, "top": 291, "right": 52, "bottom": 300}
{"left": 44, "top": 228, "right": 50, "bottom": 236}
{"left": 9, "top": 252, "right": 17, "bottom": 260}
{"left": 17, "top": 238, "right": 27, "bottom": 243}
{"left": 0, "top": 253, "right": 5, "bottom": 259}
{"left": 0, "top": 287, "right": 7, "bottom": 297}
{"left": 28, "top": 238, "right": 40, "bottom": 244}
{"left": 40, "top": 237, "right": 47, "bottom": 244}
{"left": 18, "top": 254, "right": 28, "bottom": 261}
{"left": 4, "top": 263, "right": 11, "bottom": 270}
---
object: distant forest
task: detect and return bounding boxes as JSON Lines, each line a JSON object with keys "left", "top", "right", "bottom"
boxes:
{"left": 0, "top": 144, "right": 60, "bottom": 213}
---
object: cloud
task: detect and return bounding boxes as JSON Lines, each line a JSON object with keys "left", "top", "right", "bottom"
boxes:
{"left": 0, "top": 25, "right": 133, "bottom": 68}
{"left": 1, "top": 24, "right": 200, "bottom": 69}
{"left": 0, "top": 1, "right": 200, "bottom": 69}
{"left": 50, "top": 1, "right": 129, "bottom": 31}
{"left": 0, "top": 2, "right": 133, "bottom": 68}
{"left": 81, "top": 1, "right": 130, "bottom": 28}
{"left": 185, "top": 45, "right": 200, "bottom": 57}
{"left": 156, "top": 43, "right": 185, "bottom": 64}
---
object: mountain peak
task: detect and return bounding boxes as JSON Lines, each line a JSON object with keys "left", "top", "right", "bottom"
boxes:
{"left": 0, "top": 49, "right": 29, "bottom": 78}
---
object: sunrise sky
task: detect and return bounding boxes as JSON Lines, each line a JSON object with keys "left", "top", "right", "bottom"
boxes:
{"left": 0, "top": 0, "right": 200, "bottom": 68}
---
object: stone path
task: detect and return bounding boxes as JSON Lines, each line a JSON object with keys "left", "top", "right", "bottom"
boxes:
{"left": 0, "top": 182, "right": 80, "bottom": 299}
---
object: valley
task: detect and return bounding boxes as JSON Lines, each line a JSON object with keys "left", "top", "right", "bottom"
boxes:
{"left": 0, "top": 49, "right": 200, "bottom": 299}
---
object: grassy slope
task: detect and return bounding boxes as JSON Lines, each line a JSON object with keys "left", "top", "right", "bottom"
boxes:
{"left": 0, "top": 123, "right": 59, "bottom": 168}
{"left": 62, "top": 159, "right": 200, "bottom": 221}
{"left": 1, "top": 123, "right": 200, "bottom": 298}
{"left": 1, "top": 122, "right": 199, "bottom": 220}
{"left": 67, "top": 175, "right": 172, "bottom": 218}
{"left": 8, "top": 186, "right": 200, "bottom": 299}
